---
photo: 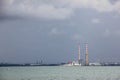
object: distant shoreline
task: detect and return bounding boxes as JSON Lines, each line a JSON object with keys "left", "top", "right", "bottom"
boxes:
{"left": 0, "top": 63, "right": 120, "bottom": 67}
{"left": 0, "top": 64, "right": 61, "bottom": 67}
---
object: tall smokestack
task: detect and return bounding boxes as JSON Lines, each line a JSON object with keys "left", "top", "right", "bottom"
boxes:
{"left": 85, "top": 43, "right": 89, "bottom": 66}
{"left": 78, "top": 44, "right": 80, "bottom": 64}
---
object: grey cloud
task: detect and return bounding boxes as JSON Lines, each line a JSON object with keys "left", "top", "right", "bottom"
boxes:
{"left": 1, "top": 0, "right": 120, "bottom": 20}
{"left": 0, "top": 0, "right": 4, "bottom": 17}
{"left": 109, "top": 0, "right": 119, "bottom": 4}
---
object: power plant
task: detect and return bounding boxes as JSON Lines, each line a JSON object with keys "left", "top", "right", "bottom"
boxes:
{"left": 63, "top": 43, "right": 89, "bottom": 66}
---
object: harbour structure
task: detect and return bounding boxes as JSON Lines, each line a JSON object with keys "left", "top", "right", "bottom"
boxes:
{"left": 85, "top": 43, "right": 89, "bottom": 66}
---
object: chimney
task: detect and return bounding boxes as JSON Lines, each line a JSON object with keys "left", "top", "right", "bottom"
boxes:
{"left": 85, "top": 43, "right": 89, "bottom": 66}
{"left": 78, "top": 44, "right": 80, "bottom": 64}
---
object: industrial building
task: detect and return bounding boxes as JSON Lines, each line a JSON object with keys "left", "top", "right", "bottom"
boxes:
{"left": 63, "top": 43, "right": 89, "bottom": 66}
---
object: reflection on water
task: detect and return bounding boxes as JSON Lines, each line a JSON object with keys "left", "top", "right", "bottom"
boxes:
{"left": 0, "top": 66, "right": 120, "bottom": 80}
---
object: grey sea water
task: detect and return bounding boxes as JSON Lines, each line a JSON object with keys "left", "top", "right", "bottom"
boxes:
{"left": 0, "top": 66, "right": 120, "bottom": 80}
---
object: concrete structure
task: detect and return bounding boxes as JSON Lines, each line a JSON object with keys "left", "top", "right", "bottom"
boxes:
{"left": 85, "top": 43, "right": 89, "bottom": 66}
{"left": 78, "top": 45, "right": 80, "bottom": 64}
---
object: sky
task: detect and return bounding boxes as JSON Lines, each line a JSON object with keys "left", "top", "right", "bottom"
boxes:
{"left": 0, "top": 0, "right": 120, "bottom": 64}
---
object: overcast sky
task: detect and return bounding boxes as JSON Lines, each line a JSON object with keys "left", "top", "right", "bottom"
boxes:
{"left": 0, "top": 0, "right": 120, "bottom": 64}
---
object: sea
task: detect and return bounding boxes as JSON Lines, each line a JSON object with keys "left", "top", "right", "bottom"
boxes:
{"left": 0, "top": 66, "right": 120, "bottom": 80}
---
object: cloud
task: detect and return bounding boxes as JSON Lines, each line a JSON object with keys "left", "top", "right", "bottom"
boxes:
{"left": 2, "top": 0, "right": 73, "bottom": 20}
{"left": 1, "top": 0, "right": 120, "bottom": 20}
{"left": 104, "top": 29, "right": 111, "bottom": 37}
{"left": 0, "top": 0, "right": 4, "bottom": 14}
{"left": 49, "top": 28, "right": 64, "bottom": 35}
{"left": 103, "top": 29, "right": 120, "bottom": 37}
{"left": 71, "top": 34, "right": 85, "bottom": 42}
{"left": 69, "top": 0, "right": 113, "bottom": 12}
{"left": 113, "top": 0, "right": 120, "bottom": 13}
{"left": 114, "top": 30, "right": 120, "bottom": 35}
{"left": 91, "top": 18, "right": 100, "bottom": 24}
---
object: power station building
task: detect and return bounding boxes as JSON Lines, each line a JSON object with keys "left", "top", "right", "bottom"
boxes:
{"left": 63, "top": 43, "right": 89, "bottom": 66}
